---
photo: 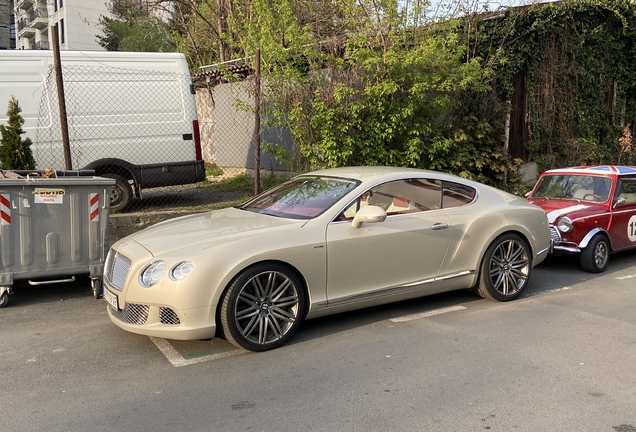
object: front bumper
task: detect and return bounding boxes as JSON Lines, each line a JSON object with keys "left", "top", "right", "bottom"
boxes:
{"left": 103, "top": 243, "right": 217, "bottom": 340}
{"left": 105, "top": 298, "right": 217, "bottom": 340}
{"left": 549, "top": 225, "right": 580, "bottom": 254}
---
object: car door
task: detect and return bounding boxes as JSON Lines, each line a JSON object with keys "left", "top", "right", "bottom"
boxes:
{"left": 609, "top": 177, "right": 636, "bottom": 250}
{"left": 325, "top": 178, "right": 452, "bottom": 304}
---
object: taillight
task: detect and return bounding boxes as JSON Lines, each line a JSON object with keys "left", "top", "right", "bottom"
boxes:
{"left": 193, "top": 120, "right": 202, "bottom": 160}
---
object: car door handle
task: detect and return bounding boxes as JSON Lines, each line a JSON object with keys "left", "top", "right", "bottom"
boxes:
{"left": 431, "top": 223, "right": 449, "bottom": 230}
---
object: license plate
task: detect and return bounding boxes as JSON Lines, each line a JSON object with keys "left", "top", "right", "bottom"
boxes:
{"left": 103, "top": 288, "right": 119, "bottom": 310}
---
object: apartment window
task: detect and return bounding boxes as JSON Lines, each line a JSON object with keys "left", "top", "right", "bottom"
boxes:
{"left": 59, "top": 19, "right": 65, "bottom": 45}
{"left": 59, "top": 0, "right": 64, "bottom": 8}
{"left": 54, "top": 0, "right": 57, "bottom": 12}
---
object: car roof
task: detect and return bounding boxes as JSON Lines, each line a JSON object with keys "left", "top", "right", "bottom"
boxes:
{"left": 542, "top": 165, "right": 636, "bottom": 176}
{"left": 301, "top": 166, "right": 465, "bottom": 183}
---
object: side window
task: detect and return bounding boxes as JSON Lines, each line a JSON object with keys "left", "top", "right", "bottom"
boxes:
{"left": 335, "top": 178, "right": 442, "bottom": 220}
{"left": 618, "top": 179, "right": 636, "bottom": 205}
{"left": 442, "top": 181, "right": 476, "bottom": 208}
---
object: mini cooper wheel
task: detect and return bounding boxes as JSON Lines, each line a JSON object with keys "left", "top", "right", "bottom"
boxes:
{"left": 475, "top": 233, "right": 532, "bottom": 302}
{"left": 580, "top": 235, "right": 609, "bottom": 273}
{"left": 220, "top": 263, "right": 306, "bottom": 351}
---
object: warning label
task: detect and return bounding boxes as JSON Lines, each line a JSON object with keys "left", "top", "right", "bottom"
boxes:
{"left": 33, "top": 188, "right": 65, "bottom": 204}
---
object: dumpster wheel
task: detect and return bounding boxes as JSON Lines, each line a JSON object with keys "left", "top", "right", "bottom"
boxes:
{"left": 0, "top": 289, "right": 8, "bottom": 308}
{"left": 92, "top": 278, "right": 103, "bottom": 300}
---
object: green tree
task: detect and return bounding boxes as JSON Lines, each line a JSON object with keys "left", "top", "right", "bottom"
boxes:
{"left": 0, "top": 97, "right": 36, "bottom": 170}
{"left": 97, "top": 0, "right": 174, "bottom": 52}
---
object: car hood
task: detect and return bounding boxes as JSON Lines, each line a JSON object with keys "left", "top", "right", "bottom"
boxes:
{"left": 125, "top": 207, "right": 305, "bottom": 256}
{"left": 527, "top": 198, "right": 607, "bottom": 223}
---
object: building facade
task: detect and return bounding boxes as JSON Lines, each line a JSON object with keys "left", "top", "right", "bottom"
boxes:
{"left": 0, "top": 0, "right": 16, "bottom": 49}
{"left": 14, "top": 0, "right": 109, "bottom": 50}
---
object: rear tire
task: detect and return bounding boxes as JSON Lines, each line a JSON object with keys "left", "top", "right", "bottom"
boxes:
{"left": 103, "top": 173, "right": 132, "bottom": 212}
{"left": 580, "top": 235, "right": 609, "bottom": 273}
{"left": 475, "top": 233, "right": 532, "bottom": 302}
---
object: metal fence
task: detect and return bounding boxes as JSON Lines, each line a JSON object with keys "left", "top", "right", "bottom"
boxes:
{"left": 34, "top": 63, "right": 293, "bottom": 213}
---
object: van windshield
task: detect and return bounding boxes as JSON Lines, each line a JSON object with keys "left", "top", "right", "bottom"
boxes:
{"left": 240, "top": 176, "right": 359, "bottom": 219}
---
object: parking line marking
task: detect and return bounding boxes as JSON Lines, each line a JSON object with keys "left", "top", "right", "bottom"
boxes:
{"left": 616, "top": 274, "right": 636, "bottom": 280}
{"left": 390, "top": 305, "right": 467, "bottom": 323}
{"left": 525, "top": 286, "right": 571, "bottom": 297}
{"left": 150, "top": 337, "right": 244, "bottom": 367}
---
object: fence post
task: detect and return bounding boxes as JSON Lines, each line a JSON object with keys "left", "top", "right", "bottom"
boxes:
{"left": 50, "top": 24, "right": 72, "bottom": 170}
{"left": 254, "top": 49, "right": 261, "bottom": 195}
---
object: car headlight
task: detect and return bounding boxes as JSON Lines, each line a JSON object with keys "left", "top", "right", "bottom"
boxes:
{"left": 556, "top": 216, "right": 573, "bottom": 233}
{"left": 170, "top": 261, "right": 194, "bottom": 281}
{"left": 139, "top": 261, "right": 166, "bottom": 287}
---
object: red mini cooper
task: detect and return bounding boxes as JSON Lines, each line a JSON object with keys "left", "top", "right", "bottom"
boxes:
{"left": 527, "top": 165, "right": 636, "bottom": 272}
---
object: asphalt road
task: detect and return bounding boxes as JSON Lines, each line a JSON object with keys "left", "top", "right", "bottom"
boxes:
{"left": 1, "top": 251, "right": 636, "bottom": 432}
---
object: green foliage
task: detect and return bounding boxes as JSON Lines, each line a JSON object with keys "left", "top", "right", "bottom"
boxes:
{"left": 469, "top": 0, "right": 636, "bottom": 170}
{"left": 206, "top": 172, "right": 289, "bottom": 192}
{"left": 98, "top": 1, "right": 174, "bottom": 52}
{"left": 206, "top": 167, "right": 224, "bottom": 177}
{"left": 0, "top": 97, "right": 35, "bottom": 171}
{"left": 158, "top": 0, "right": 636, "bottom": 187}
{"left": 253, "top": 0, "right": 515, "bottom": 185}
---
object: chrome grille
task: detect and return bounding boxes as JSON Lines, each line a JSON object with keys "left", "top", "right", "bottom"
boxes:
{"left": 550, "top": 225, "right": 561, "bottom": 243}
{"left": 105, "top": 250, "right": 132, "bottom": 292}
{"left": 109, "top": 303, "right": 149, "bottom": 325}
{"left": 160, "top": 307, "right": 181, "bottom": 325}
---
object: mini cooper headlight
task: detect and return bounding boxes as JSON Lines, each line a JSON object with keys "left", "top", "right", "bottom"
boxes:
{"left": 557, "top": 216, "right": 573, "bottom": 233}
{"left": 139, "top": 261, "right": 166, "bottom": 287}
{"left": 170, "top": 261, "right": 194, "bottom": 281}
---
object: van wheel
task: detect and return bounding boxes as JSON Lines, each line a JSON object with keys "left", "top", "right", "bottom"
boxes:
{"left": 103, "top": 174, "right": 132, "bottom": 212}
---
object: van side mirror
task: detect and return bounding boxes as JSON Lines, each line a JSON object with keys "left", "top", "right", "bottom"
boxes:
{"left": 352, "top": 205, "right": 387, "bottom": 229}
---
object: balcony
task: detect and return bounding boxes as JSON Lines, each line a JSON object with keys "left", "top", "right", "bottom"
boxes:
{"left": 31, "top": 8, "right": 49, "bottom": 29}
{"left": 34, "top": 40, "right": 49, "bottom": 50}
{"left": 16, "top": 7, "right": 49, "bottom": 36}
{"left": 16, "top": 0, "right": 34, "bottom": 11}
{"left": 17, "top": 19, "right": 35, "bottom": 38}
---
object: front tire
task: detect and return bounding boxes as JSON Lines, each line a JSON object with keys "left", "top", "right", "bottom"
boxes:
{"left": 103, "top": 173, "right": 132, "bottom": 212}
{"left": 580, "top": 235, "right": 609, "bottom": 273}
{"left": 220, "top": 263, "right": 306, "bottom": 352}
{"left": 475, "top": 233, "right": 532, "bottom": 302}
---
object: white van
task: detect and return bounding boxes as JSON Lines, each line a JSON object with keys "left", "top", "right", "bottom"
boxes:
{"left": 0, "top": 50, "right": 205, "bottom": 211}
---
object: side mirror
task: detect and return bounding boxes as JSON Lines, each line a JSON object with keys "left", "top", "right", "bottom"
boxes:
{"left": 351, "top": 205, "right": 387, "bottom": 229}
{"left": 613, "top": 196, "right": 626, "bottom": 209}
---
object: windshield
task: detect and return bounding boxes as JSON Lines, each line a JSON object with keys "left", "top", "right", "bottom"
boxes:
{"left": 240, "top": 176, "right": 360, "bottom": 219}
{"left": 532, "top": 174, "right": 612, "bottom": 203}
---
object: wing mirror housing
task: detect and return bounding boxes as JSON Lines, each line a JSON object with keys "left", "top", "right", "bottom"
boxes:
{"left": 352, "top": 205, "right": 387, "bottom": 229}
{"left": 613, "top": 196, "right": 626, "bottom": 209}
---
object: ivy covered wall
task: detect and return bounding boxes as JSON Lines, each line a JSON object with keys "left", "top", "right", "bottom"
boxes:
{"left": 469, "top": 0, "right": 636, "bottom": 170}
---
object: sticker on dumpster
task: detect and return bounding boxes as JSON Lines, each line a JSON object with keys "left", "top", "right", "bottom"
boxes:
{"left": 33, "top": 189, "right": 65, "bottom": 204}
{"left": 0, "top": 194, "right": 10, "bottom": 225}
{"left": 89, "top": 193, "right": 99, "bottom": 222}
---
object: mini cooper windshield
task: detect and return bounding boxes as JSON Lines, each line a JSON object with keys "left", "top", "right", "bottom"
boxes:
{"left": 532, "top": 174, "right": 612, "bottom": 203}
{"left": 241, "top": 176, "right": 359, "bottom": 219}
